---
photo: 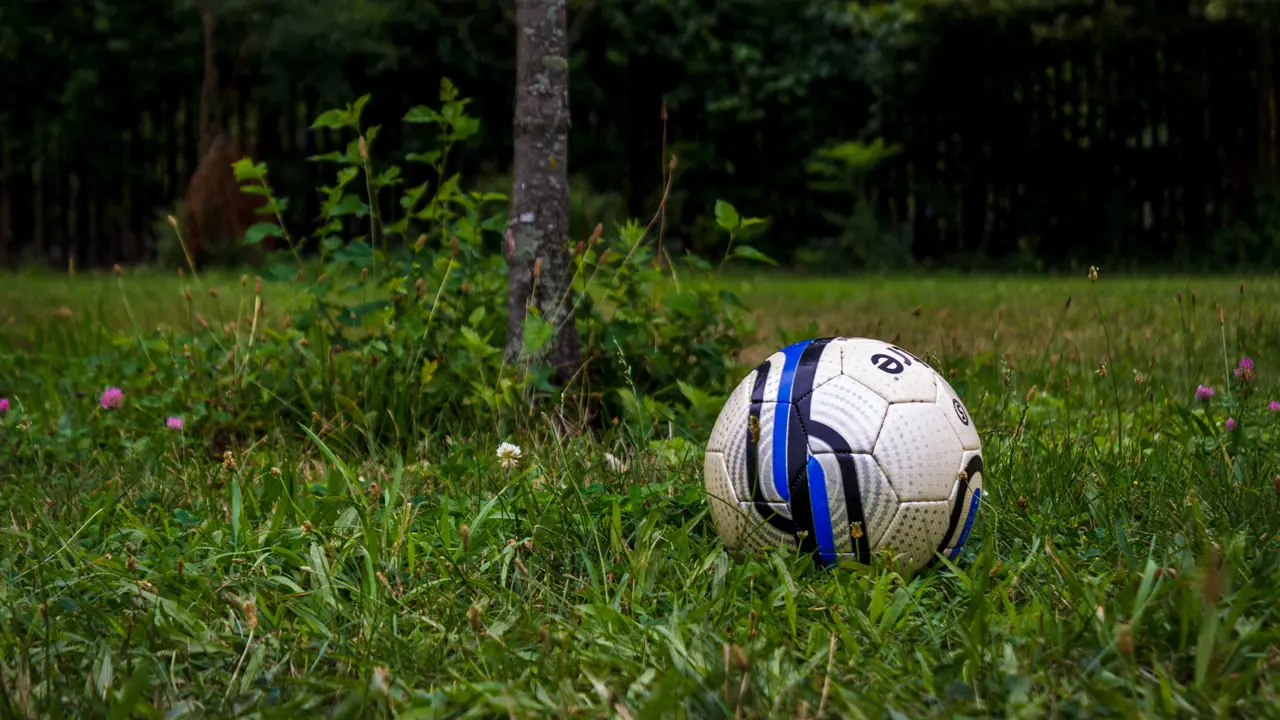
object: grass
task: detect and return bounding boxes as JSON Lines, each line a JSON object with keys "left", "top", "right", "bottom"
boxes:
{"left": 2, "top": 268, "right": 1280, "bottom": 718}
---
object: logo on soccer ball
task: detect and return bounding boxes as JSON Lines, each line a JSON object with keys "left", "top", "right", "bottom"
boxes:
{"left": 869, "top": 346, "right": 914, "bottom": 375}
{"left": 953, "top": 398, "right": 969, "bottom": 426}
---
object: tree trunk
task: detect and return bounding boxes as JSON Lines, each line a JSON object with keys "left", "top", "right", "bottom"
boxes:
{"left": 198, "top": 7, "right": 220, "bottom": 157}
{"left": 505, "top": 0, "right": 580, "bottom": 380}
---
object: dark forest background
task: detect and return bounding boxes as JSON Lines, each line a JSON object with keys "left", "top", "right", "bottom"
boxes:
{"left": 3, "top": 0, "right": 1280, "bottom": 273}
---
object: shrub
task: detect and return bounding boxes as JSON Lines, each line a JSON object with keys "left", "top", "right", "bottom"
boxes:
{"left": 207, "top": 80, "right": 770, "bottom": 447}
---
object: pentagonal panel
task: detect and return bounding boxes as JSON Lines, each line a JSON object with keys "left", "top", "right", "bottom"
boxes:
{"left": 935, "top": 375, "right": 982, "bottom": 451}
{"left": 837, "top": 337, "right": 938, "bottom": 403}
{"left": 879, "top": 499, "right": 952, "bottom": 572}
{"left": 848, "top": 453, "right": 899, "bottom": 551}
{"left": 874, "top": 402, "right": 965, "bottom": 502}
{"left": 803, "top": 375, "right": 888, "bottom": 454}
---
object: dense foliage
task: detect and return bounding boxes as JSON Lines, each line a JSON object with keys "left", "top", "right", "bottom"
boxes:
{"left": 5, "top": 0, "right": 1280, "bottom": 270}
{"left": 0, "top": 81, "right": 769, "bottom": 458}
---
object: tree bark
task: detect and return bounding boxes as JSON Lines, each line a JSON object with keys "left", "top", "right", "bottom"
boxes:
{"left": 198, "top": 7, "right": 220, "bottom": 157}
{"left": 505, "top": 0, "right": 581, "bottom": 380}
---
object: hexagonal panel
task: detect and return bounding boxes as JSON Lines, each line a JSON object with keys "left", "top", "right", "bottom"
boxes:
{"left": 873, "top": 402, "right": 965, "bottom": 502}
{"left": 802, "top": 453, "right": 854, "bottom": 560}
{"left": 837, "top": 337, "right": 938, "bottom": 403}
{"left": 805, "top": 339, "right": 844, "bottom": 392}
{"left": 879, "top": 499, "right": 952, "bottom": 573}
{"left": 935, "top": 375, "right": 981, "bottom": 451}
{"left": 848, "top": 453, "right": 899, "bottom": 551}
{"left": 703, "top": 450, "right": 744, "bottom": 549}
{"left": 756, "top": 401, "right": 806, "bottom": 505}
{"left": 706, "top": 369, "right": 755, "bottom": 454}
{"left": 703, "top": 451, "right": 794, "bottom": 553}
{"left": 803, "top": 375, "right": 888, "bottom": 454}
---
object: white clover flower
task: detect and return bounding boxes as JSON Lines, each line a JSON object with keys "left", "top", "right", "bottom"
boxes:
{"left": 603, "top": 452, "right": 629, "bottom": 474}
{"left": 496, "top": 442, "right": 522, "bottom": 469}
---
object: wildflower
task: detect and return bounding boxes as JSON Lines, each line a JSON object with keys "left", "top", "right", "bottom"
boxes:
{"left": 0, "top": 398, "right": 8, "bottom": 414}
{"left": 100, "top": 387, "right": 124, "bottom": 409}
{"left": 604, "top": 452, "right": 629, "bottom": 473}
{"left": 1269, "top": 401, "right": 1280, "bottom": 412}
{"left": 1225, "top": 417, "right": 1237, "bottom": 432}
{"left": 165, "top": 416, "right": 184, "bottom": 431}
{"left": 241, "top": 597, "right": 258, "bottom": 629}
{"left": 1195, "top": 385, "right": 1214, "bottom": 402}
{"left": 496, "top": 442, "right": 522, "bottom": 469}
{"left": 1116, "top": 623, "right": 1134, "bottom": 656}
{"left": 1234, "top": 357, "right": 1256, "bottom": 383}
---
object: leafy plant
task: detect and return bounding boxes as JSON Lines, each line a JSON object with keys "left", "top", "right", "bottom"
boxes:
{"left": 801, "top": 138, "right": 910, "bottom": 271}
{"left": 209, "top": 80, "right": 764, "bottom": 447}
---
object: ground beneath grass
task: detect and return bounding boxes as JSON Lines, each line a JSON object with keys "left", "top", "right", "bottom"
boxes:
{"left": 2, "top": 269, "right": 1279, "bottom": 718}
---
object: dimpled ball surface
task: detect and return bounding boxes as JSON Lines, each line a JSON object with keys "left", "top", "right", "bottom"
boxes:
{"left": 703, "top": 337, "right": 984, "bottom": 572}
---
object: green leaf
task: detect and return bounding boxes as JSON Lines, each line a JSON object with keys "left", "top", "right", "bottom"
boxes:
{"left": 231, "top": 478, "right": 242, "bottom": 548}
{"left": 231, "top": 158, "right": 266, "bottom": 182}
{"left": 352, "top": 95, "right": 372, "bottom": 124}
{"left": 420, "top": 359, "right": 438, "bottom": 387}
{"left": 661, "top": 291, "right": 702, "bottom": 317}
{"left": 730, "top": 245, "right": 777, "bottom": 265}
{"left": 448, "top": 116, "right": 481, "bottom": 141}
{"left": 714, "top": 200, "right": 741, "bottom": 232}
{"left": 522, "top": 313, "right": 556, "bottom": 356}
{"left": 405, "top": 150, "right": 442, "bottom": 165}
{"left": 404, "top": 106, "right": 442, "bottom": 124}
{"left": 311, "top": 109, "right": 348, "bottom": 130}
{"left": 330, "top": 194, "right": 370, "bottom": 218}
{"left": 243, "top": 222, "right": 281, "bottom": 246}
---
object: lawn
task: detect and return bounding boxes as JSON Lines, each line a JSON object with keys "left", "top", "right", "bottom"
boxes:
{"left": 2, "top": 268, "right": 1279, "bottom": 718}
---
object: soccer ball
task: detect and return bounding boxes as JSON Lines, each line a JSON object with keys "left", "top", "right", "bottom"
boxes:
{"left": 703, "top": 337, "right": 983, "bottom": 573}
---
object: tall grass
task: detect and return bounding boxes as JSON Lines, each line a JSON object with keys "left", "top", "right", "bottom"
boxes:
{"left": 1, "top": 270, "right": 1279, "bottom": 717}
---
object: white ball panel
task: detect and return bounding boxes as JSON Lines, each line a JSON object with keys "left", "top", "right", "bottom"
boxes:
{"left": 741, "top": 503, "right": 798, "bottom": 552}
{"left": 754, "top": 401, "right": 802, "bottom": 505}
{"left": 759, "top": 349, "right": 787, "bottom": 406}
{"left": 874, "top": 403, "right": 965, "bottom": 502}
{"left": 703, "top": 451, "right": 745, "bottom": 549}
{"left": 935, "top": 376, "right": 981, "bottom": 451}
{"left": 809, "top": 453, "right": 854, "bottom": 556}
{"left": 960, "top": 449, "right": 984, "bottom": 497}
{"left": 879, "top": 499, "right": 952, "bottom": 572}
{"left": 837, "top": 338, "right": 938, "bottom": 403}
{"left": 848, "top": 454, "right": 899, "bottom": 551}
{"left": 942, "top": 450, "right": 985, "bottom": 557}
{"left": 704, "top": 451, "right": 796, "bottom": 553}
{"left": 809, "top": 340, "right": 844, "bottom": 391}
{"left": 806, "top": 375, "right": 888, "bottom": 453}
{"left": 707, "top": 370, "right": 754, "bottom": 454}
